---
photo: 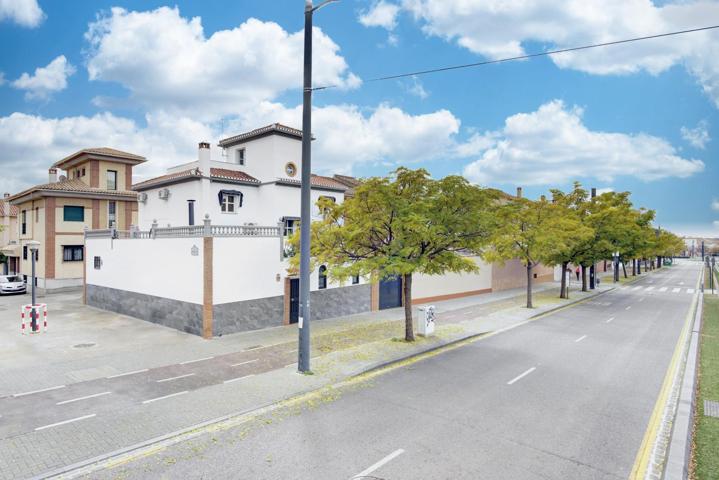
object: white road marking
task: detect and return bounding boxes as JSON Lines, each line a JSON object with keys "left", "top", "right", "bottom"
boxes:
{"left": 351, "top": 449, "right": 405, "bottom": 479}
{"left": 606, "top": 317, "right": 614, "bottom": 323}
{"left": 659, "top": 287, "right": 668, "bottom": 292}
{"left": 625, "top": 306, "right": 632, "bottom": 310}
{"left": 142, "top": 391, "right": 188, "bottom": 404}
{"left": 107, "top": 369, "right": 148, "bottom": 379}
{"left": 575, "top": 335, "right": 587, "bottom": 343}
{"left": 56, "top": 391, "right": 111, "bottom": 405}
{"left": 687, "top": 288, "right": 695, "bottom": 294}
{"left": 231, "top": 359, "right": 258, "bottom": 367}
{"left": 638, "top": 297, "right": 645, "bottom": 303}
{"left": 179, "top": 356, "right": 214, "bottom": 365}
{"left": 35, "top": 414, "right": 96, "bottom": 431}
{"left": 223, "top": 374, "right": 255, "bottom": 384}
{"left": 680, "top": 281, "right": 685, "bottom": 285}
{"left": 157, "top": 373, "right": 195, "bottom": 383}
{"left": 645, "top": 286, "right": 654, "bottom": 291}
{"left": 632, "top": 286, "right": 642, "bottom": 291}
{"left": 507, "top": 367, "right": 536, "bottom": 385}
{"left": 672, "top": 288, "right": 681, "bottom": 293}
{"left": 13, "top": 385, "right": 66, "bottom": 398}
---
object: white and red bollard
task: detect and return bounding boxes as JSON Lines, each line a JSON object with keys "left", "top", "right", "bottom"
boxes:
{"left": 21, "top": 304, "right": 47, "bottom": 334}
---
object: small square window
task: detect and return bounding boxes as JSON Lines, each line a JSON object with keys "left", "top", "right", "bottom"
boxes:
{"left": 63, "top": 246, "right": 83, "bottom": 262}
{"left": 235, "top": 149, "right": 245, "bottom": 166}
{"left": 63, "top": 206, "right": 84, "bottom": 222}
{"left": 94, "top": 256, "right": 102, "bottom": 270}
{"left": 221, "top": 194, "right": 236, "bottom": 213}
{"left": 107, "top": 170, "right": 118, "bottom": 190}
{"left": 352, "top": 275, "right": 359, "bottom": 285}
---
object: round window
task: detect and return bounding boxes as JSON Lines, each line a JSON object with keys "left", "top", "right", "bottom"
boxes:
{"left": 285, "top": 162, "right": 297, "bottom": 177}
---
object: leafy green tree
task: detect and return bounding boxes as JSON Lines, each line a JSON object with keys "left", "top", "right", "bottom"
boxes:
{"left": 298, "top": 168, "right": 498, "bottom": 342}
{"left": 484, "top": 194, "right": 582, "bottom": 308}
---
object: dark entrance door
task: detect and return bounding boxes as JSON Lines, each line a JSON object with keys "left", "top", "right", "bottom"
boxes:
{"left": 379, "top": 277, "right": 403, "bottom": 310}
{"left": 289, "top": 278, "right": 300, "bottom": 324}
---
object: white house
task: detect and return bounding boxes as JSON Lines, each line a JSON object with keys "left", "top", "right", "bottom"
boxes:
{"left": 133, "top": 123, "right": 353, "bottom": 235}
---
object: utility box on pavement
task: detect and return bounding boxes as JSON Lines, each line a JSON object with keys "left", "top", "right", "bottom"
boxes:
{"left": 417, "top": 305, "right": 436, "bottom": 337}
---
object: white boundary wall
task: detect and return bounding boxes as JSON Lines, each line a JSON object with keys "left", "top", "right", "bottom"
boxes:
{"left": 413, "top": 256, "right": 493, "bottom": 300}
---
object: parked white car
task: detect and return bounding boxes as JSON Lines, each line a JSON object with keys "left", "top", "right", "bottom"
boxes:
{"left": 0, "top": 275, "right": 26, "bottom": 295}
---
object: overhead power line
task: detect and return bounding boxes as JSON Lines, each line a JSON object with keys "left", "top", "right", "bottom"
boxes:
{"left": 311, "top": 24, "right": 719, "bottom": 91}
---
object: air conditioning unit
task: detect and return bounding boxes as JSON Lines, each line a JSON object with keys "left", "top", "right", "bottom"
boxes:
{"left": 138, "top": 192, "right": 148, "bottom": 203}
{"left": 158, "top": 188, "right": 170, "bottom": 200}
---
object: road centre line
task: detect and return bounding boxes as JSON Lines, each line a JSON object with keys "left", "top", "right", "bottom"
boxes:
{"left": 351, "top": 449, "right": 405, "bottom": 479}
{"left": 507, "top": 367, "right": 536, "bottom": 385}
{"left": 107, "top": 369, "right": 148, "bottom": 379}
{"left": 672, "top": 288, "right": 681, "bottom": 293}
{"left": 659, "top": 287, "right": 668, "bottom": 292}
{"left": 606, "top": 317, "right": 614, "bottom": 323}
{"left": 223, "top": 374, "right": 255, "bottom": 384}
{"left": 13, "top": 385, "right": 65, "bottom": 397}
{"left": 56, "top": 391, "right": 111, "bottom": 405}
{"left": 179, "top": 356, "right": 214, "bottom": 365}
{"left": 575, "top": 335, "right": 587, "bottom": 343}
{"left": 35, "top": 414, "right": 96, "bottom": 431}
{"left": 231, "top": 359, "right": 258, "bottom": 367}
{"left": 157, "top": 373, "right": 195, "bottom": 383}
{"left": 142, "top": 391, "right": 188, "bottom": 404}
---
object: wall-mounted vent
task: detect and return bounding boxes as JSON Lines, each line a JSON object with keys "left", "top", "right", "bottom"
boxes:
{"left": 158, "top": 188, "right": 170, "bottom": 200}
{"left": 138, "top": 192, "right": 148, "bottom": 203}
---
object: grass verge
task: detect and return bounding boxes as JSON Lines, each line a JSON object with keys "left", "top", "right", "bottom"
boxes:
{"left": 693, "top": 295, "right": 719, "bottom": 479}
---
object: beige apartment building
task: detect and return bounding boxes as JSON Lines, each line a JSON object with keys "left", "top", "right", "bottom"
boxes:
{"left": 6, "top": 148, "right": 145, "bottom": 291}
{"left": 0, "top": 194, "right": 20, "bottom": 275}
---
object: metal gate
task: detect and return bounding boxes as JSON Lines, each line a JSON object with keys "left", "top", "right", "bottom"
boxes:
{"left": 379, "top": 277, "right": 403, "bottom": 310}
{"left": 289, "top": 278, "right": 300, "bottom": 324}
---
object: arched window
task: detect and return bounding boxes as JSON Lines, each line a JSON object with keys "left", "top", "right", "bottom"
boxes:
{"left": 318, "top": 265, "right": 327, "bottom": 289}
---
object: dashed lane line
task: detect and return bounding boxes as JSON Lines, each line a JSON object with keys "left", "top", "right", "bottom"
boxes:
{"left": 659, "top": 287, "right": 668, "bottom": 292}
{"left": 507, "top": 367, "right": 537, "bottom": 385}
{"left": 645, "top": 286, "right": 654, "bottom": 291}
{"left": 351, "top": 449, "right": 405, "bottom": 479}
{"left": 672, "top": 288, "right": 681, "bottom": 293}
{"left": 142, "top": 391, "right": 188, "bottom": 405}
{"left": 13, "top": 385, "right": 66, "bottom": 398}
{"left": 179, "top": 356, "right": 214, "bottom": 365}
{"left": 107, "top": 369, "right": 148, "bottom": 379}
{"left": 56, "top": 391, "right": 111, "bottom": 405}
{"left": 231, "top": 359, "right": 258, "bottom": 367}
{"left": 606, "top": 317, "right": 615, "bottom": 323}
{"left": 575, "top": 335, "right": 588, "bottom": 343}
{"left": 626, "top": 306, "right": 632, "bottom": 310}
{"left": 35, "top": 414, "right": 96, "bottom": 431}
{"left": 157, "top": 373, "right": 195, "bottom": 383}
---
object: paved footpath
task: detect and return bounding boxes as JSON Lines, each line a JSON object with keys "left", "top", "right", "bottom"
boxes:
{"left": 82, "top": 261, "right": 702, "bottom": 480}
{"left": 0, "top": 271, "right": 640, "bottom": 479}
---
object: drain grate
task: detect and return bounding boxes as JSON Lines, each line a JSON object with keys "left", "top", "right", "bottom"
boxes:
{"left": 705, "top": 400, "right": 719, "bottom": 418}
{"left": 73, "top": 343, "right": 96, "bottom": 349}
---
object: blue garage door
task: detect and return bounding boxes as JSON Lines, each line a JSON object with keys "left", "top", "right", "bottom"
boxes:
{"left": 379, "top": 277, "right": 403, "bottom": 310}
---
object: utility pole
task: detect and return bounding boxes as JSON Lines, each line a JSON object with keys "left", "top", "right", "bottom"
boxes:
{"left": 589, "top": 187, "right": 596, "bottom": 289}
{"left": 298, "top": 0, "right": 338, "bottom": 374}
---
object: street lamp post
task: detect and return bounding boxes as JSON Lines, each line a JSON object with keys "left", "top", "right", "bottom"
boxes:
{"left": 26, "top": 240, "right": 40, "bottom": 332}
{"left": 298, "top": 0, "right": 338, "bottom": 374}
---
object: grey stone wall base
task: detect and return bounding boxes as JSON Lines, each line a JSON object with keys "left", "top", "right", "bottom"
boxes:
{"left": 311, "top": 283, "right": 371, "bottom": 321}
{"left": 86, "top": 284, "right": 203, "bottom": 336}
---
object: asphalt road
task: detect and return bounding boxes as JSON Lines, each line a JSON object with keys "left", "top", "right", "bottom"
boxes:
{"left": 88, "top": 261, "right": 701, "bottom": 480}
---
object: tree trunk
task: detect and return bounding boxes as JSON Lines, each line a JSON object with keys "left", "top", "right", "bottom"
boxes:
{"left": 560, "top": 261, "right": 569, "bottom": 299}
{"left": 637, "top": 259, "right": 641, "bottom": 274}
{"left": 581, "top": 264, "right": 588, "bottom": 292}
{"left": 403, "top": 273, "right": 414, "bottom": 342}
{"left": 526, "top": 263, "right": 534, "bottom": 308}
{"left": 632, "top": 259, "right": 636, "bottom": 276}
{"left": 603, "top": 260, "right": 607, "bottom": 272}
{"left": 622, "top": 260, "right": 628, "bottom": 278}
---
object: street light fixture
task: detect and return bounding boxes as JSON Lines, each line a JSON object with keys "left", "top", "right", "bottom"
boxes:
{"left": 298, "top": 0, "right": 339, "bottom": 374}
{"left": 26, "top": 240, "right": 40, "bottom": 331}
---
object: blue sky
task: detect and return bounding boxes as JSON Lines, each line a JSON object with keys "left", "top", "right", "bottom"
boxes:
{"left": 0, "top": 0, "right": 718, "bottom": 236}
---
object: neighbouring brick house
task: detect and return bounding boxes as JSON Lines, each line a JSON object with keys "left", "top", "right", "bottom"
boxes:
{"left": 6, "top": 148, "right": 145, "bottom": 291}
{"left": 0, "top": 194, "right": 20, "bottom": 275}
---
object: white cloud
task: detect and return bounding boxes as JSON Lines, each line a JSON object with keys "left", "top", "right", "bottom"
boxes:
{"left": 0, "top": 72, "right": 5, "bottom": 85}
{"left": 404, "top": 76, "right": 428, "bottom": 99}
{"left": 226, "top": 101, "right": 461, "bottom": 174}
{"left": 12, "top": 55, "right": 76, "bottom": 100}
{"left": 359, "top": 1, "right": 400, "bottom": 30}
{"left": 398, "top": 0, "right": 719, "bottom": 107}
{"left": 0, "top": 0, "right": 44, "bottom": 27}
{"left": 681, "top": 120, "right": 710, "bottom": 149}
{"left": 462, "top": 100, "right": 704, "bottom": 185}
{"left": 712, "top": 199, "right": 719, "bottom": 211}
{"left": 0, "top": 111, "right": 211, "bottom": 193}
{"left": 84, "top": 7, "right": 360, "bottom": 120}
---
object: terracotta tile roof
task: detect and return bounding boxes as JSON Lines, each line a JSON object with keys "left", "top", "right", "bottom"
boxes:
{"left": 0, "top": 202, "right": 18, "bottom": 217}
{"left": 275, "top": 174, "right": 348, "bottom": 191}
{"left": 133, "top": 167, "right": 259, "bottom": 190}
{"left": 210, "top": 168, "right": 260, "bottom": 184}
{"left": 53, "top": 147, "right": 146, "bottom": 168}
{"left": 332, "top": 174, "right": 361, "bottom": 188}
{"left": 6, "top": 179, "right": 137, "bottom": 202}
{"left": 218, "top": 123, "right": 304, "bottom": 147}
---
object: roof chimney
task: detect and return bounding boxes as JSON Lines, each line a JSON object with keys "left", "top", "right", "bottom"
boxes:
{"left": 3, "top": 193, "right": 9, "bottom": 198}
{"left": 48, "top": 168, "right": 57, "bottom": 183}
{"left": 198, "top": 142, "right": 211, "bottom": 174}
{"left": 516, "top": 187, "right": 523, "bottom": 198}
